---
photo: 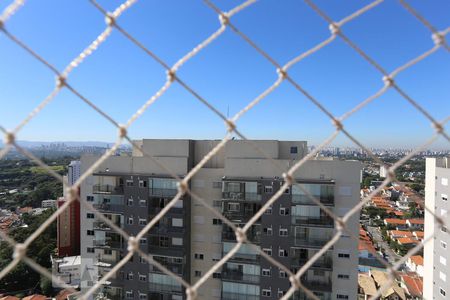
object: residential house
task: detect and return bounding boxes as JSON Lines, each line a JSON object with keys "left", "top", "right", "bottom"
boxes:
{"left": 406, "top": 219, "right": 424, "bottom": 231}
{"left": 400, "top": 274, "right": 423, "bottom": 300}
{"left": 406, "top": 256, "right": 424, "bottom": 277}
{"left": 384, "top": 219, "right": 408, "bottom": 230}
{"left": 358, "top": 273, "right": 377, "bottom": 300}
{"left": 370, "top": 269, "right": 406, "bottom": 300}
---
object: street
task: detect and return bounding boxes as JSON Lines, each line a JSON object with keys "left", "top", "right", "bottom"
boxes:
{"left": 366, "top": 225, "right": 402, "bottom": 267}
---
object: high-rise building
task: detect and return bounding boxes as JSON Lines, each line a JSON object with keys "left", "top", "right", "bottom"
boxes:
{"left": 79, "top": 139, "right": 361, "bottom": 300}
{"left": 57, "top": 160, "right": 81, "bottom": 257}
{"left": 424, "top": 157, "right": 450, "bottom": 300}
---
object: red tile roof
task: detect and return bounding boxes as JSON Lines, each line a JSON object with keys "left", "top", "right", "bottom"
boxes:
{"left": 410, "top": 255, "right": 424, "bottom": 266}
{"left": 397, "top": 237, "right": 419, "bottom": 245}
{"left": 401, "top": 275, "right": 423, "bottom": 297}
{"left": 408, "top": 219, "right": 424, "bottom": 225}
{"left": 385, "top": 218, "right": 406, "bottom": 225}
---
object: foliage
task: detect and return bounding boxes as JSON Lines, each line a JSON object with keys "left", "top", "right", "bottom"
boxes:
{"left": 0, "top": 209, "right": 56, "bottom": 294}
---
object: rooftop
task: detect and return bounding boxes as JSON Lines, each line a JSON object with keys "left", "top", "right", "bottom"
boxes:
{"left": 409, "top": 255, "right": 423, "bottom": 266}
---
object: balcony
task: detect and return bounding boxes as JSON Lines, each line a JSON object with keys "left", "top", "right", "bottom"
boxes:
{"left": 148, "top": 206, "right": 183, "bottom": 215}
{"left": 291, "top": 257, "right": 332, "bottom": 270}
{"left": 224, "top": 252, "right": 260, "bottom": 263}
{"left": 93, "top": 239, "right": 122, "bottom": 249}
{"left": 149, "top": 226, "right": 185, "bottom": 235}
{"left": 149, "top": 188, "right": 178, "bottom": 198}
{"left": 293, "top": 291, "right": 332, "bottom": 300}
{"left": 301, "top": 278, "right": 332, "bottom": 292}
{"left": 222, "top": 292, "right": 259, "bottom": 300}
{"left": 93, "top": 221, "right": 121, "bottom": 231}
{"left": 148, "top": 282, "right": 183, "bottom": 293}
{"left": 222, "top": 209, "right": 261, "bottom": 223}
{"left": 292, "top": 195, "right": 334, "bottom": 206}
{"left": 221, "top": 269, "right": 259, "bottom": 284}
{"left": 291, "top": 216, "right": 334, "bottom": 228}
{"left": 293, "top": 236, "right": 333, "bottom": 249}
{"left": 222, "top": 192, "right": 261, "bottom": 202}
{"left": 222, "top": 230, "right": 261, "bottom": 244}
{"left": 93, "top": 184, "right": 123, "bottom": 195}
{"left": 93, "top": 203, "right": 123, "bottom": 213}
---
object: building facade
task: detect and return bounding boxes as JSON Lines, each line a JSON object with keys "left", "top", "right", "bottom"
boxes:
{"left": 79, "top": 139, "right": 361, "bottom": 300}
{"left": 424, "top": 157, "right": 450, "bottom": 300}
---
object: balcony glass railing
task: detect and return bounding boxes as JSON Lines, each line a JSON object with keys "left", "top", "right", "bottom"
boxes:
{"left": 149, "top": 188, "right": 178, "bottom": 197}
{"left": 148, "top": 282, "right": 183, "bottom": 293}
{"left": 293, "top": 236, "right": 333, "bottom": 248}
{"left": 222, "top": 231, "right": 260, "bottom": 244}
{"left": 93, "top": 221, "right": 122, "bottom": 231}
{"left": 93, "top": 239, "right": 122, "bottom": 249}
{"left": 222, "top": 192, "right": 261, "bottom": 201}
{"left": 301, "top": 278, "right": 332, "bottom": 292}
{"left": 291, "top": 257, "right": 332, "bottom": 269}
{"left": 221, "top": 269, "right": 260, "bottom": 284}
{"left": 222, "top": 292, "right": 260, "bottom": 300}
{"left": 93, "top": 184, "right": 124, "bottom": 194}
{"left": 291, "top": 216, "right": 334, "bottom": 227}
{"left": 292, "top": 195, "right": 334, "bottom": 206}
{"left": 93, "top": 203, "right": 123, "bottom": 213}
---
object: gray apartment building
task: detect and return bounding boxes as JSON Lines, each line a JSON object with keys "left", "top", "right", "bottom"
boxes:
{"left": 79, "top": 139, "right": 362, "bottom": 300}
{"left": 424, "top": 157, "right": 450, "bottom": 300}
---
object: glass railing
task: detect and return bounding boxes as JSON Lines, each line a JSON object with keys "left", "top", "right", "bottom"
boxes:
{"left": 293, "top": 236, "right": 333, "bottom": 248}
{"left": 291, "top": 216, "right": 334, "bottom": 227}
{"left": 93, "top": 220, "right": 122, "bottom": 231}
{"left": 292, "top": 195, "right": 334, "bottom": 206}
{"left": 301, "top": 278, "right": 332, "bottom": 292}
{"left": 222, "top": 292, "right": 260, "bottom": 300}
{"left": 149, "top": 188, "right": 178, "bottom": 197}
{"left": 222, "top": 192, "right": 261, "bottom": 201}
{"left": 291, "top": 257, "right": 332, "bottom": 269}
{"left": 93, "top": 239, "right": 122, "bottom": 249}
{"left": 148, "top": 282, "right": 183, "bottom": 293}
{"left": 93, "top": 184, "right": 124, "bottom": 194}
{"left": 221, "top": 268, "right": 260, "bottom": 284}
{"left": 222, "top": 231, "right": 260, "bottom": 244}
{"left": 93, "top": 203, "right": 123, "bottom": 213}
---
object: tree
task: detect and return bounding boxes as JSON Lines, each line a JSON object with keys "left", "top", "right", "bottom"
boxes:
{"left": 40, "top": 275, "right": 53, "bottom": 296}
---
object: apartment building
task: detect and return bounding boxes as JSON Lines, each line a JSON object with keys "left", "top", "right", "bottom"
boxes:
{"left": 79, "top": 139, "right": 361, "bottom": 300}
{"left": 424, "top": 157, "right": 450, "bottom": 300}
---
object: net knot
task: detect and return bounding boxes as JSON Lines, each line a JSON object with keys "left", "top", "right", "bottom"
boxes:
{"left": 225, "top": 119, "right": 236, "bottom": 132}
{"left": 282, "top": 173, "right": 293, "bottom": 185}
{"left": 177, "top": 180, "right": 188, "bottom": 195}
{"left": 186, "top": 287, "right": 197, "bottom": 300}
{"left": 433, "top": 122, "right": 443, "bottom": 134}
{"left": 219, "top": 13, "right": 230, "bottom": 26}
{"left": 166, "top": 69, "right": 176, "bottom": 82}
{"left": 432, "top": 32, "right": 445, "bottom": 46}
{"left": 331, "top": 118, "right": 343, "bottom": 130}
{"left": 127, "top": 236, "right": 138, "bottom": 252}
{"left": 277, "top": 68, "right": 287, "bottom": 79}
{"left": 329, "top": 23, "right": 340, "bottom": 35}
{"left": 382, "top": 75, "right": 394, "bottom": 87}
{"left": 13, "top": 243, "right": 26, "bottom": 260}
{"left": 105, "top": 13, "right": 116, "bottom": 26}
{"left": 235, "top": 227, "right": 247, "bottom": 243}
{"left": 118, "top": 124, "right": 127, "bottom": 138}
{"left": 4, "top": 132, "right": 15, "bottom": 145}
{"left": 289, "top": 275, "right": 301, "bottom": 290}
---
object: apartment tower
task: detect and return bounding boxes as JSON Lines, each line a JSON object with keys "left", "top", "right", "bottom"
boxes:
{"left": 424, "top": 157, "right": 450, "bottom": 299}
{"left": 79, "top": 139, "right": 362, "bottom": 300}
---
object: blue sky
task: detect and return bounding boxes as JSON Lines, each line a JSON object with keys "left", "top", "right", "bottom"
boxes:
{"left": 0, "top": 0, "right": 449, "bottom": 149}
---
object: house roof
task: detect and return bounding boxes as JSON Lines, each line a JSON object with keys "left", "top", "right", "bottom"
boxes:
{"left": 371, "top": 270, "right": 406, "bottom": 300}
{"left": 359, "top": 241, "right": 376, "bottom": 253}
{"left": 385, "top": 218, "right": 406, "bottom": 225}
{"left": 0, "top": 296, "right": 20, "bottom": 300}
{"left": 397, "top": 237, "right": 419, "bottom": 245}
{"left": 358, "top": 273, "right": 377, "bottom": 296}
{"left": 389, "top": 230, "right": 413, "bottom": 237}
{"left": 407, "top": 219, "right": 424, "bottom": 225}
{"left": 401, "top": 275, "right": 423, "bottom": 297}
{"left": 23, "top": 295, "right": 47, "bottom": 300}
{"left": 409, "top": 255, "right": 423, "bottom": 266}
{"left": 413, "top": 231, "right": 424, "bottom": 238}
{"left": 55, "top": 289, "right": 77, "bottom": 300}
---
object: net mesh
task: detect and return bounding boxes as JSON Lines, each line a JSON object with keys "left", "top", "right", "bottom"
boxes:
{"left": 0, "top": 0, "right": 449, "bottom": 299}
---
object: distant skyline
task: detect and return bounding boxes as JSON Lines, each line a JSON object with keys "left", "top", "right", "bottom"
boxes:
{"left": 0, "top": 0, "right": 449, "bottom": 149}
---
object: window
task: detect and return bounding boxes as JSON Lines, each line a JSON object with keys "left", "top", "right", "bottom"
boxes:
{"left": 159, "top": 236, "right": 169, "bottom": 247}
{"left": 440, "top": 271, "right": 447, "bottom": 282}
{"left": 263, "top": 227, "right": 273, "bottom": 236}
{"left": 212, "top": 253, "right": 221, "bottom": 262}
{"left": 278, "top": 290, "right": 286, "bottom": 298}
{"left": 440, "top": 288, "right": 446, "bottom": 296}
{"left": 172, "top": 218, "right": 183, "bottom": 227}
{"left": 338, "top": 252, "right": 350, "bottom": 258}
{"left": 139, "top": 180, "right": 147, "bottom": 188}
{"left": 139, "top": 199, "right": 147, "bottom": 206}
{"left": 213, "top": 200, "right": 222, "bottom": 207}
{"left": 213, "top": 272, "right": 221, "bottom": 279}
{"left": 212, "top": 182, "right": 222, "bottom": 189}
{"left": 440, "top": 256, "right": 447, "bottom": 266}
{"left": 137, "top": 218, "right": 146, "bottom": 226}
{"left": 278, "top": 248, "right": 288, "bottom": 257}
{"left": 139, "top": 238, "right": 147, "bottom": 245}
{"left": 87, "top": 247, "right": 94, "bottom": 253}
{"left": 337, "top": 295, "right": 349, "bottom": 299}
{"left": 290, "top": 146, "right": 298, "bottom": 154}
{"left": 265, "top": 186, "right": 273, "bottom": 194}
{"left": 125, "top": 291, "right": 133, "bottom": 299}
{"left": 313, "top": 270, "right": 325, "bottom": 276}
{"left": 104, "top": 249, "right": 112, "bottom": 255}
{"left": 139, "top": 255, "right": 147, "bottom": 264}
{"left": 126, "top": 179, "right": 133, "bottom": 187}
{"left": 441, "top": 209, "right": 447, "bottom": 216}
{"left": 127, "top": 198, "right": 133, "bottom": 206}
{"left": 442, "top": 194, "right": 448, "bottom": 201}
{"left": 279, "top": 270, "right": 287, "bottom": 278}
{"left": 263, "top": 248, "right": 272, "bottom": 256}
{"left": 212, "top": 218, "right": 222, "bottom": 225}
{"left": 279, "top": 207, "right": 289, "bottom": 216}
{"left": 87, "top": 230, "right": 94, "bottom": 236}
{"left": 338, "top": 274, "right": 350, "bottom": 279}
{"left": 139, "top": 293, "right": 147, "bottom": 300}
{"left": 262, "top": 269, "right": 271, "bottom": 277}
{"left": 441, "top": 241, "right": 447, "bottom": 249}
{"left": 228, "top": 203, "right": 240, "bottom": 212}
{"left": 87, "top": 213, "right": 94, "bottom": 219}
{"left": 127, "top": 217, "right": 133, "bottom": 225}
{"left": 195, "top": 270, "right": 202, "bottom": 277}
{"left": 262, "top": 289, "right": 271, "bottom": 297}
{"left": 139, "top": 274, "right": 147, "bottom": 282}
{"left": 279, "top": 228, "right": 288, "bottom": 237}
{"left": 87, "top": 195, "right": 94, "bottom": 201}
{"left": 172, "top": 237, "right": 183, "bottom": 246}
{"left": 442, "top": 226, "right": 447, "bottom": 233}
{"left": 194, "top": 253, "right": 204, "bottom": 260}
{"left": 442, "top": 178, "right": 449, "bottom": 186}
{"left": 127, "top": 272, "right": 134, "bottom": 280}
{"left": 264, "top": 205, "right": 272, "bottom": 215}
